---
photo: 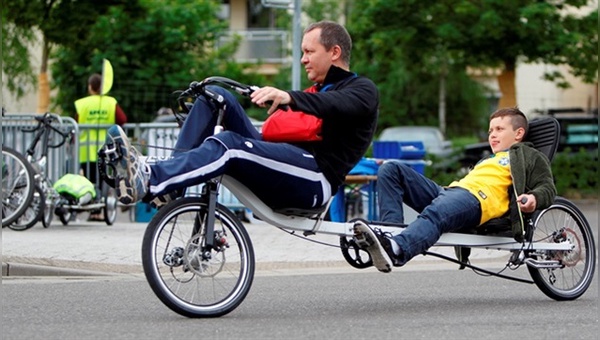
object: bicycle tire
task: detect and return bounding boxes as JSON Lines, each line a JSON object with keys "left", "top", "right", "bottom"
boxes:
{"left": 57, "top": 208, "right": 72, "bottom": 226}
{"left": 40, "top": 180, "right": 56, "bottom": 228}
{"left": 527, "top": 197, "right": 596, "bottom": 301}
{"left": 41, "top": 195, "right": 54, "bottom": 228}
{"left": 8, "top": 184, "right": 45, "bottom": 231}
{"left": 102, "top": 184, "right": 117, "bottom": 226}
{"left": 142, "top": 197, "right": 255, "bottom": 318}
{"left": 2, "top": 146, "right": 36, "bottom": 227}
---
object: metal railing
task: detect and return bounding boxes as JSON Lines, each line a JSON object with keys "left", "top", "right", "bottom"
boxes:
{"left": 2, "top": 115, "right": 262, "bottom": 212}
{"left": 2, "top": 114, "right": 79, "bottom": 182}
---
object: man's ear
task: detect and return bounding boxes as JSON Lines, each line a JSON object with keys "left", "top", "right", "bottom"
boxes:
{"left": 330, "top": 45, "right": 342, "bottom": 62}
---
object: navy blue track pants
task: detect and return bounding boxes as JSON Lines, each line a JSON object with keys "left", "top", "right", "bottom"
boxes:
{"left": 148, "top": 86, "right": 332, "bottom": 210}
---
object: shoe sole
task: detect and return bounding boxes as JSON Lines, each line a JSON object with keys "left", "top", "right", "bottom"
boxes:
{"left": 353, "top": 222, "right": 392, "bottom": 273}
{"left": 106, "top": 126, "right": 139, "bottom": 205}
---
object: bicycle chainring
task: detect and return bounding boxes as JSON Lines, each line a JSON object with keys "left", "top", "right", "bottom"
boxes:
{"left": 339, "top": 236, "right": 373, "bottom": 269}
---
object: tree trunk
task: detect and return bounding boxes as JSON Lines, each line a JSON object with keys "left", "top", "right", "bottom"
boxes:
{"left": 497, "top": 60, "right": 517, "bottom": 108}
{"left": 36, "top": 37, "right": 50, "bottom": 113}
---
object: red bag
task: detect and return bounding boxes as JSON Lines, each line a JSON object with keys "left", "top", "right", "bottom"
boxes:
{"left": 262, "top": 86, "right": 322, "bottom": 142}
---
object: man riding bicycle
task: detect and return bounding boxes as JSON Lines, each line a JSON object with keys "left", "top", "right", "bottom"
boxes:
{"left": 102, "top": 20, "right": 379, "bottom": 211}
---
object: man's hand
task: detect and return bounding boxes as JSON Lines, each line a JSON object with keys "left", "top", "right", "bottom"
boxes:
{"left": 517, "top": 194, "right": 537, "bottom": 213}
{"left": 250, "top": 86, "right": 292, "bottom": 115}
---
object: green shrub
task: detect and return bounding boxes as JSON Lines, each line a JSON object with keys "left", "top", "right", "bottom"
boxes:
{"left": 551, "top": 149, "right": 598, "bottom": 199}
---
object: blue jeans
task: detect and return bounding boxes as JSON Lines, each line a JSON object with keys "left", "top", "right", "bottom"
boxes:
{"left": 377, "top": 160, "right": 481, "bottom": 265}
{"left": 148, "top": 86, "right": 332, "bottom": 210}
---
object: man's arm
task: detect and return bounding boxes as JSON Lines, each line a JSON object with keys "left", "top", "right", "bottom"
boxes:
{"left": 288, "top": 77, "right": 378, "bottom": 119}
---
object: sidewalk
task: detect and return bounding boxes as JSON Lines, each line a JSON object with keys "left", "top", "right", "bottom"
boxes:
{"left": 3, "top": 199, "right": 597, "bottom": 277}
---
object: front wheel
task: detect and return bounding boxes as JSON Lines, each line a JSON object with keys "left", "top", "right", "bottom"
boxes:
{"left": 2, "top": 146, "right": 36, "bottom": 227}
{"left": 142, "top": 197, "right": 255, "bottom": 318}
{"left": 527, "top": 197, "right": 596, "bottom": 301}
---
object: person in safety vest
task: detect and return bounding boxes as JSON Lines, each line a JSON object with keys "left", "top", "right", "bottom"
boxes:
{"left": 75, "top": 73, "right": 127, "bottom": 220}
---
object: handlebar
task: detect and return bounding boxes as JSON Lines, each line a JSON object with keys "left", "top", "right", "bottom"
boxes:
{"left": 181, "top": 76, "right": 256, "bottom": 97}
{"left": 22, "top": 112, "right": 74, "bottom": 149}
{"left": 177, "top": 76, "right": 287, "bottom": 115}
{"left": 178, "top": 76, "right": 257, "bottom": 114}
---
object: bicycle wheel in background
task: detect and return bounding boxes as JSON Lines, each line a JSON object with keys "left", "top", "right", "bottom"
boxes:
{"left": 102, "top": 184, "right": 117, "bottom": 226}
{"left": 8, "top": 184, "right": 45, "bottom": 231}
{"left": 2, "top": 146, "right": 36, "bottom": 227}
{"left": 142, "top": 197, "right": 255, "bottom": 318}
{"left": 41, "top": 181, "right": 57, "bottom": 228}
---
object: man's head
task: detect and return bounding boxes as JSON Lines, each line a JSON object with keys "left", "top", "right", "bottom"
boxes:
{"left": 488, "top": 107, "right": 528, "bottom": 153}
{"left": 88, "top": 74, "right": 102, "bottom": 94}
{"left": 301, "top": 21, "right": 352, "bottom": 84}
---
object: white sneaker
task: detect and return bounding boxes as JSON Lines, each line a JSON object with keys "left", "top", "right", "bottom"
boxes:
{"left": 104, "top": 125, "right": 149, "bottom": 205}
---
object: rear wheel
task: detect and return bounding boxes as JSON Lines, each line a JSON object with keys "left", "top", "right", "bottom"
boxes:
{"left": 142, "top": 197, "right": 255, "bottom": 318}
{"left": 527, "top": 197, "right": 596, "bottom": 301}
{"left": 57, "top": 207, "right": 72, "bottom": 226}
{"left": 2, "top": 146, "right": 36, "bottom": 227}
{"left": 102, "top": 185, "right": 117, "bottom": 225}
{"left": 41, "top": 181, "right": 56, "bottom": 228}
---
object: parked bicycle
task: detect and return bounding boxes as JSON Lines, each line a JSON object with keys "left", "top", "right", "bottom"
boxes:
{"left": 99, "top": 77, "right": 596, "bottom": 318}
{"left": 3, "top": 113, "right": 117, "bottom": 230}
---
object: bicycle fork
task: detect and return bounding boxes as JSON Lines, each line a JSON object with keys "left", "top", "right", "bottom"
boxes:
{"left": 163, "top": 180, "right": 228, "bottom": 271}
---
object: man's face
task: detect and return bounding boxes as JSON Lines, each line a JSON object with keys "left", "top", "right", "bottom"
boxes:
{"left": 488, "top": 116, "right": 523, "bottom": 153}
{"left": 301, "top": 28, "right": 334, "bottom": 84}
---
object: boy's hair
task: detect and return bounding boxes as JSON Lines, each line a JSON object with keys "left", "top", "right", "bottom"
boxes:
{"left": 88, "top": 74, "right": 102, "bottom": 93}
{"left": 490, "top": 107, "right": 528, "bottom": 137}
{"left": 305, "top": 21, "right": 352, "bottom": 66}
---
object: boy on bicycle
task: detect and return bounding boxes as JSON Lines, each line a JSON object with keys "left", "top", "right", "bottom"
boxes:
{"left": 355, "top": 107, "right": 557, "bottom": 273}
{"left": 101, "top": 21, "right": 379, "bottom": 212}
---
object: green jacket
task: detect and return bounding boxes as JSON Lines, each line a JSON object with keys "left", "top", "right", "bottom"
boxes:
{"left": 508, "top": 142, "right": 557, "bottom": 241}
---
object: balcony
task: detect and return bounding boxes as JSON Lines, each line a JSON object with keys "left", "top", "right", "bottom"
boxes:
{"left": 218, "top": 29, "right": 289, "bottom": 64}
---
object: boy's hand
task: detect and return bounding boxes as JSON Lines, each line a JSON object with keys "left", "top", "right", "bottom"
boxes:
{"left": 518, "top": 194, "right": 536, "bottom": 213}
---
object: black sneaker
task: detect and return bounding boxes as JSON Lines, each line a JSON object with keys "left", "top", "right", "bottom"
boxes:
{"left": 372, "top": 227, "right": 403, "bottom": 267}
{"left": 353, "top": 221, "right": 393, "bottom": 273}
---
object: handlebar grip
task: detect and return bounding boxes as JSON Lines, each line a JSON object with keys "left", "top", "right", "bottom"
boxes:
{"left": 520, "top": 197, "right": 528, "bottom": 204}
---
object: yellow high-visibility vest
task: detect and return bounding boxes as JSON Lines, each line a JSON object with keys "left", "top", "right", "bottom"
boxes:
{"left": 75, "top": 95, "right": 117, "bottom": 162}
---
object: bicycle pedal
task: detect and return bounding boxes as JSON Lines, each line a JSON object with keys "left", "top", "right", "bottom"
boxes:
{"left": 353, "top": 229, "right": 371, "bottom": 248}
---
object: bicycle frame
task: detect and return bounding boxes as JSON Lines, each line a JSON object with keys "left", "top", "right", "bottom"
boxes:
{"left": 220, "top": 175, "right": 573, "bottom": 254}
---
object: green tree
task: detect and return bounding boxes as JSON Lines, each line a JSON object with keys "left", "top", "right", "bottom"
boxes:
{"left": 348, "top": 0, "right": 489, "bottom": 136}
{"left": 52, "top": 0, "right": 267, "bottom": 122}
{"left": 347, "top": 0, "right": 596, "bottom": 134}
{"left": 453, "top": 0, "right": 597, "bottom": 107}
{"left": 2, "top": 0, "right": 136, "bottom": 112}
{"left": 1, "top": 7, "right": 37, "bottom": 100}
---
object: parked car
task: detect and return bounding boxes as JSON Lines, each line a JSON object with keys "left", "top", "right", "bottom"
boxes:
{"left": 378, "top": 125, "right": 454, "bottom": 159}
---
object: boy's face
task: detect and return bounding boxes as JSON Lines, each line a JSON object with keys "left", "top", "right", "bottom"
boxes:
{"left": 488, "top": 116, "right": 525, "bottom": 153}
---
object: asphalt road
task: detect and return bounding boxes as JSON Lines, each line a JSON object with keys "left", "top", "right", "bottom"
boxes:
{"left": 2, "top": 267, "right": 598, "bottom": 339}
{"left": 2, "top": 199, "right": 598, "bottom": 339}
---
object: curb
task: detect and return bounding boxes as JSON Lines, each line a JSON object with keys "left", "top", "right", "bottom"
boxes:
{"left": 2, "top": 262, "right": 117, "bottom": 277}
